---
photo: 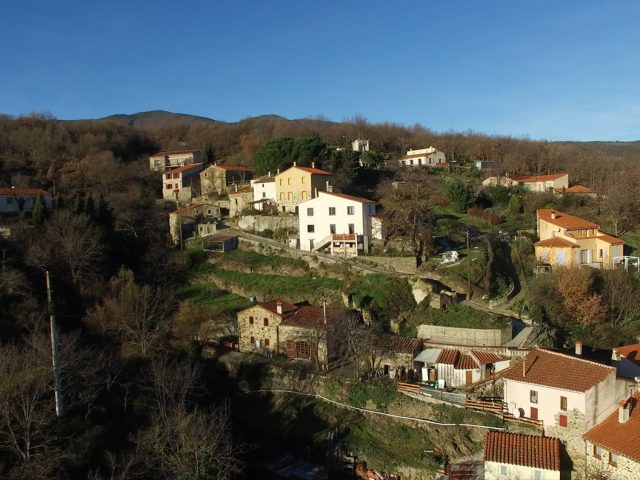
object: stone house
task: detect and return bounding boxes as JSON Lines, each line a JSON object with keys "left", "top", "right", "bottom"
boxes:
{"left": 149, "top": 149, "right": 201, "bottom": 171}
{"left": 297, "top": 191, "right": 376, "bottom": 256}
{"left": 168, "top": 203, "right": 220, "bottom": 246}
{"left": 162, "top": 163, "right": 203, "bottom": 202}
{"left": 534, "top": 208, "right": 624, "bottom": 269}
{"left": 583, "top": 392, "right": 640, "bottom": 480}
{"left": 484, "top": 431, "right": 561, "bottom": 480}
{"left": 371, "top": 335, "right": 423, "bottom": 375}
{"left": 398, "top": 146, "right": 447, "bottom": 168}
{"left": 237, "top": 299, "right": 357, "bottom": 369}
{"left": 503, "top": 346, "right": 631, "bottom": 468}
{"left": 0, "top": 188, "right": 52, "bottom": 213}
{"left": 274, "top": 163, "right": 333, "bottom": 213}
{"left": 228, "top": 185, "right": 254, "bottom": 217}
{"left": 199, "top": 164, "right": 253, "bottom": 197}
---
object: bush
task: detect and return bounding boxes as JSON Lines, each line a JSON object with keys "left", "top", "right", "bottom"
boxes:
{"left": 257, "top": 228, "right": 273, "bottom": 239}
{"left": 368, "top": 382, "right": 396, "bottom": 412}
{"left": 446, "top": 178, "right": 476, "bottom": 213}
{"left": 348, "top": 384, "right": 369, "bottom": 408}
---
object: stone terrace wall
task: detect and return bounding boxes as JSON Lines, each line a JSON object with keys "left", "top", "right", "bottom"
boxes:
{"left": 417, "top": 324, "right": 512, "bottom": 347}
{"left": 237, "top": 214, "right": 298, "bottom": 233}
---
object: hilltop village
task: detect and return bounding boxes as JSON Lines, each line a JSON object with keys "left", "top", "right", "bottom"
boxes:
{"left": 2, "top": 116, "right": 640, "bottom": 479}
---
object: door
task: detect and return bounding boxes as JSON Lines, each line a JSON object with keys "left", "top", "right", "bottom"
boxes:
{"left": 530, "top": 407, "right": 538, "bottom": 420}
{"left": 465, "top": 370, "right": 473, "bottom": 385}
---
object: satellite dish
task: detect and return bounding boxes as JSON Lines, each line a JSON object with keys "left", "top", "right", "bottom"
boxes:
{"left": 512, "top": 408, "right": 522, "bottom": 418}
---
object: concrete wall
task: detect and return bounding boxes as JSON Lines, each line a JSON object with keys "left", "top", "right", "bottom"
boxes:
{"left": 237, "top": 214, "right": 298, "bottom": 233}
{"left": 417, "top": 324, "right": 512, "bottom": 347}
{"left": 485, "top": 461, "right": 560, "bottom": 480}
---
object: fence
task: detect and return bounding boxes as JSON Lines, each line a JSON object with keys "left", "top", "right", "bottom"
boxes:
{"left": 465, "top": 398, "right": 543, "bottom": 429}
{"left": 397, "top": 382, "right": 466, "bottom": 406}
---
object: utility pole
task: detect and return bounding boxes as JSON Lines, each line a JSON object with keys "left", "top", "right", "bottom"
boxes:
{"left": 466, "top": 229, "right": 472, "bottom": 301}
{"left": 45, "top": 270, "right": 64, "bottom": 417}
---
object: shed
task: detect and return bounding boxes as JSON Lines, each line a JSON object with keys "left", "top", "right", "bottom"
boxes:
{"left": 203, "top": 234, "right": 238, "bottom": 252}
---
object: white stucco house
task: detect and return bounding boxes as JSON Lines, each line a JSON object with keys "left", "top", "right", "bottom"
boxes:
{"left": 250, "top": 174, "right": 277, "bottom": 211}
{"left": 484, "top": 431, "right": 561, "bottom": 480}
{"left": 398, "top": 146, "right": 447, "bottom": 167}
{"left": 297, "top": 191, "right": 376, "bottom": 256}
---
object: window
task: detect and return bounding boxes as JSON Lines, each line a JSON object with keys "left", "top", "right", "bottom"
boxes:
{"left": 348, "top": 224, "right": 355, "bottom": 234}
{"left": 533, "top": 470, "right": 544, "bottom": 480}
{"left": 280, "top": 192, "right": 285, "bottom": 200}
{"left": 264, "top": 338, "right": 270, "bottom": 347}
{"left": 301, "top": 177, "right": 305, "bottom": 184}
{"left": 593, "top": 445, "right": 605, "bottom": 459}
{"left": 250, "top": 336, "right": 255, "bottom": 344}
{"left": 307, "top": 225, "right": 315, "bottom": 233}
{"left": 560, "top": 396, "right": 567, "bottom": 411}
{"left": 330, "top": 224, "right": 336, "bottom": 234}
{"left": 287, "top": 192, "right": 293, "bottom": 200}
{"left": 559, "top": 415, "right": 567, "bottom": 427}
{"left": 173, "top": 173, "right": 180, "bottom": 179}
{"left": 307, "top": 208, "right": 314, "bottom": 216}
{"left": 329, "top": 207, "right": 336, "bottom": 216}
{"left": 279, "top": 179, "right": 283, "bottom": 186}
{"left": 165, "top": 184, "right": 173, "bottom": 189}
{"left": 599, "top": 248, "right": 604, "bottom": 258}
{"left": 609, "top": 452, "right": 619, "bottom": 467}
{"left": 500, "top": 465, "right": 508, "bottom": 475}
{"left": 249, "top": 316, "right": 254, "bottom": 325}
{"left": 347, "top": 206, "right": 355, "bottom": 215}
{"left": 174, "top": 183, "right": 179, "bottom": 189}
{"left": 262, "top": 192, "right": 266, "bottom": 198}
{"left": 165, "top": 173, "right": 171, "bottom": 179}
{"left": 263, "top": 318, "right": 268, "bottom": 326}
{"left": 530, "top": 390, "right": 538, "bottom": 404}
{"left": 287, "top": 178, "right": 292, "bottom": 185}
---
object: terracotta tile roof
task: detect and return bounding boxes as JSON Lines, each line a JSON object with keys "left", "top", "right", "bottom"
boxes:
{"left": 279, "top": 165, "right": 332, "bottom": 176}
{"left": 165, "top": 163, "right": 203, "bottom": 174}
{"left": 151, "top": 149, "right": 198, "bottom": 156}
{"left": 456, "top": 354, "right": 477, "bottom": 370}
{"left": 472, "top": 351, "right": 511, "bottom": 365}
{"left": 534, "top": 237, "right": 578, "bottom": 248}
{"left": 172, "top": 203, "right": 206, "bottom": 215}
{"left": 484, "top": 432, "right": 561, "bottom": 471}
{"left": 280, "top": 305, "right": 354, "bottom": 329}
{"left": 332, "top": 233, "right": 356, "bottom": 241}
{"left": 537, "top": 209, "right": 599, "bottom": 230}
{"left": 510, "top": 173, "right": 568, "bottom": 183}
{"left": 437, "top": 349, "right": 460, "bottom": 365}
{"left": 596, "top": 233, "right": 624, "bottom": 245}
{"left": 615, "top": 344, "right": 640, "bottom": 363}
{"left": 584, "top": 392, "right": 640, "bottom": 463}
{"left": 322, "top": 191, "right": 375, "bottom": 204}
{"left": 0, "top": 188, "right": 50, "bottom": 196}
{"left": 212, "top": 164, "right": 253, "bottom": 172}
{"left": 503, "top": 348, "right": 615, "bottom": 392}
{"left": 374, "top": 335, "right": 422, "bottom": 354}
{"left": 564, "top": 185, "right": 595, "bottom": 194}
{"left": 255, "top": 298, "right": 299, "bottom": 316}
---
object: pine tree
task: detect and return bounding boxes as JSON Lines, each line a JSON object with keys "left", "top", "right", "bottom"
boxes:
{"left": 31, "top": 193, "right": 45, "bottom": 226}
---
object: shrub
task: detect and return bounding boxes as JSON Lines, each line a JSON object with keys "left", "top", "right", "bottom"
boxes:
{"left": 348, "top": 384, "right": 369, "bottom": 408}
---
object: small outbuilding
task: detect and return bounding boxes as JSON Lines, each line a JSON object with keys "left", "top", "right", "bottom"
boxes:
{"left": 203, "top": 234, "right": 238, "bottom": 252}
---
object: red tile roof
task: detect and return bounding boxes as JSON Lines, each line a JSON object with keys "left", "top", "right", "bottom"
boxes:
{"left": 436, "top": 349, "right": 480, "bottom": 369}
{"left": 165, "top": 163, "right": 203, "bottom": 174}
{"left": 534, "top": 237, "right": 578, "bottom": 248}
{"left": 565, "top": 185, "right": 595, "bottom": 194}
{"left": 510, "top": 173, "right": 568, "bottom": 183}
{"left": 437, "top": 349, "right": 460, "bottom": 365}
{"left": 279, "top": 165, "right": 332, "bottom": 176}
{"left": 256, "top": 299, "right": 298, "bottom": 316}
{"left": 472, "top": 351, "right": 511, "bottom": 365}
{"left": 537, "top": 209, "right": 599, "bottom": 230}
{"left": 228, "top": 186, "right": 253, "bottom": 195}
{"left": 0, "top": 188, "right": 50, "bottom": 196}
{"left": 503, "top": 348, "right": 615, "bottom": 392}
{"left": 584, "top": 392, "right": 640, "bottom": 463}
{"left": 374, "top": 335, "right": 422, "bottom": 354}
{"left": 212, "top": 164, "right": 253, "bottom": 172}
{"left": 596, "top": 233, "right": 624, "bottom": 245}
{"left": 615, "top": 344, "right": 640, "bottom": 363}
{"left": 280, "top": 305, "right": 354, "bottom": 329}
{"left": 457, "top": 354, "right": 477, "bottom": 370}
{"left": 172, "top": 203, "right": 206, "bottom": 215}
{"left": 322, "top": 191, "right": 375, "bottom": 204}
{"left": 484, "top": 432, "right": 561, "bottom": 471}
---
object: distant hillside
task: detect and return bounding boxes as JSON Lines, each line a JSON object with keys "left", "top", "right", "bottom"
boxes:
{"left": 97, "top": 110, "right": 219, "bottom": 129}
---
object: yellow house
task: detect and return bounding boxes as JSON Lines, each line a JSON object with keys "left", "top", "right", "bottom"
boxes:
{"left": 535, "top": 209, "right": 624, "bottom": 269}
{"left": 274, "top": 163, "right": 333, "bottom": 213}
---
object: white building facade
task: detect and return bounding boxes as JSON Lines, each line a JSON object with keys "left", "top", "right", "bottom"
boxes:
{"left": 399, "top": 146, "right": 447, "bottom": 167}
{"left": 297, "top": 191, "right": 375, "bottom": 256}
{"left": 250, "top": 175, "right": 277, "bottom": 211}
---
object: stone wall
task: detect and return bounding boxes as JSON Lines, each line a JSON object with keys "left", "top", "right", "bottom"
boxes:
{"left": 545, "top": 409, "right": 589, "bottom": 475}
{"left": 417, "top": 324, "right": 512, "bottom": 347}
{"left": 585, "top": 440, "right": 640, "bottom": 480}
{"left": 237, "top": 305, "right": 282, "bottom": 353}
{"left": 237, "top": 214, "right": 298, "bottom": 233}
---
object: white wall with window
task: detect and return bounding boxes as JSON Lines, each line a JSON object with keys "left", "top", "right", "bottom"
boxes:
{"left": 485, "top": 461, "right": 559, "bottom": 480}
{"left": 297, "top": 191, "right": 375, "bottom": 254}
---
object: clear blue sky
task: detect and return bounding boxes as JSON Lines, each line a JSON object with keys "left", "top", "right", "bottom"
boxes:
{"left": 1, "top": 1, "right": 639, "bottom": 141}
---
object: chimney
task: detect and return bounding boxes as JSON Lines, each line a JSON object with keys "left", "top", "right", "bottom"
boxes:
{"left": 612, "top": 348, "right": 621, "bottom": 362}
{"left": 312, "top": 162, "right": 315, "bottom": 168}
{"left": 619, "top": 399, "right": 630, "bottom": 423}
{"left": 277, "top": 168, "right": 280, "bottom": 174}
{"left": 326, "top": 180, "right": 331, "bottom": 192}
{"left": 293, "top": 161, "right": 297, "bottom": 167}
{"left": 276, "top": 301, "right": 283, "bottom": 315}
{"left": 522, "top": 358, "right": 526, "bottom": 377}
{"left": 268, "top": 171, "right": 271, "bottom": 178}
{"left": 551, "top": 212, "right": 557, "bottom": 220}
{"left": 575, "top": 341, "right": 583, "bottom": 356}
{"left": 234, "top": 184, "right": 238, "bottom": 192}
{"left": 323, "top": 301, "right": 327, "bottom": 325}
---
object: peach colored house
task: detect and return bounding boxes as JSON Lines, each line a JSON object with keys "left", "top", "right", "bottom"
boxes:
{"left": 274, "top": 163, "right": 333, "bottom": 213}
{"left": 510, "top": 173, "right": 569, "bottom": 192}
{"left": 535, "top": 209, "right": 624, "bottom": 269}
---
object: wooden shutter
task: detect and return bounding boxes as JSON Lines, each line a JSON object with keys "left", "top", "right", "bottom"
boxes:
{"left": 530, "top": 407, "right": 538, "bottom": 420}
{"left": 286, "top": 340, "right": 296, "bottom": 358}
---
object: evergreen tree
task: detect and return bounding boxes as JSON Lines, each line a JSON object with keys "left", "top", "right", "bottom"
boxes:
{"left": 31, "top": 193, "right": 45, "bottom": 226}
